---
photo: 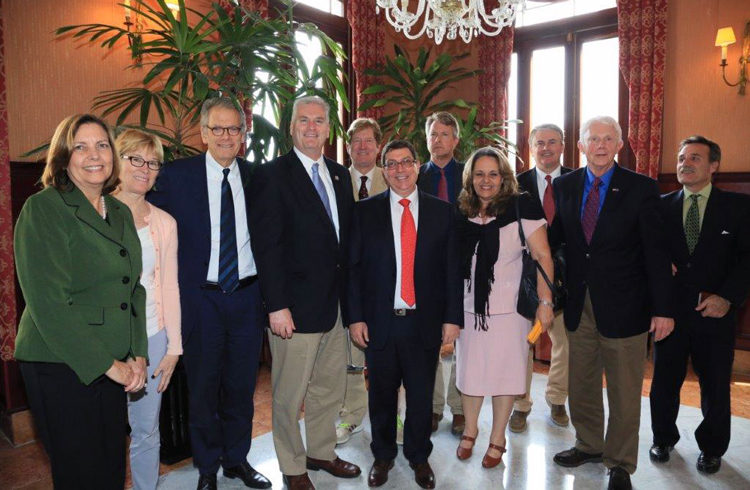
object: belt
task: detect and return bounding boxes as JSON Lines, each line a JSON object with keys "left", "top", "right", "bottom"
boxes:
{"left": 393, "top": 308, "right": 417, "bottom": 317}
{"left": 202, "top": 275, "right": 258, "bottom": 292}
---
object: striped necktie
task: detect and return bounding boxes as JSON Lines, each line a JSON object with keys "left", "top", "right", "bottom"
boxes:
{"left": 685, "top": 194, "right": 700, "bottom": 254}
{"left": 218, "top": 168, "right": 239, "bottom": 293}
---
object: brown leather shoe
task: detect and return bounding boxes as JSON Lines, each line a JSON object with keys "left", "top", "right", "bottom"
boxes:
{"left": 367, "top": 459, "right": 394, "bottom": 487}
{"left": 550, "top": 404, "right": 570, "bottom": 427}
{"left": 306, "top": 456, "right": 361, "bottom": 478}
{"left": 482, "top": 443, "right": 506, "bottom": 469}
{"left": 451, "top": 414, "right": 466, "bottom": 436}
{"left": 282, "top": 473, "right": 315, "bottom": 490}
{"left": 409, "top": 462, "right": 436, "bottom": 489}
{"left": 431, "top": 412, "right": 443, "bottom": 432}
{"left": 456, "top": 434, "right": 476, "bottom": 460}
{"left": 509, "top": 410, "right": 529, "bottom": 433}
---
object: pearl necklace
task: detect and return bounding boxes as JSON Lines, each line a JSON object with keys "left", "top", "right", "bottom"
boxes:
{"left": 99, "top": 195, "right": 107, "bottom": 219}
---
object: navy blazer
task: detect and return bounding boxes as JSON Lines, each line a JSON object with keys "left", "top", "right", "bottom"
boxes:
{"left": 660, "top": 187, "right": 750, "bottom": 329}
{"left": 346, "top": 190, "right": 463, "bottom": 350}
{"left": 249, "top": 150, "right": 354, "bottom": 333}
{"left": 516, "top": 166, "right": 574, "bottom": 204}
{"left": 147, "top": 153, "right": 257, "bottom": 341}
{"left": 550, "top": 164, "right": 673, "bottom": 337}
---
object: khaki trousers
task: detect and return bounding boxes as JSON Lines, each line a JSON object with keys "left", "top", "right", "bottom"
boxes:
{"left": 568, "top": 292, "right": 647, "bottom": 474}
{"left": 432, "top": 352, "right": 462, "bottom": 415}
{"left": 515, "top": 312, "right": 569, "bottom": 412}
{"left": 338, "top": 339, "right": 368, "bottom": 426}
{"left": 269, "top": 314, "right": 346, "bottom": 475}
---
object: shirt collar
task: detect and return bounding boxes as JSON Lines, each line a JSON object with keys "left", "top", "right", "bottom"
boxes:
{"left": 426, "top": 158, "right": 455, "bottom": 172}
{"left": 390, "top": 187, "right": 419, "bottom": 206}
{"left": 351, "top": 165, "right": 377, "bottom": 180}
{"left": 536, "top": 164, "right": 562, "bottom": 182}
{"left": 683, "top": 183, "right": 712, "bottom": 201}
{"left": 294, "top": 147, "right": 324, "bottom": 173}
{"left": 205, "top": 151, "right": 237, "bottom": 176}
{"left": 585, "top": 163, "right": 616, "bottom": 187}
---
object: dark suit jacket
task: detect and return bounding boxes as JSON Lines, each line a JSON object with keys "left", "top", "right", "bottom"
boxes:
{"left": 249, "top": 150, "right": 354, "bottom": 333}
{"left": 417, "top": 159, "right": 465, "bottom": 203}
{"left": 516, "top": 166, "right": 574, "bottom": 204}
{"left": 147, "top": 153, "right": 257, "bottom": 341}
{"left": 346, "top": 190, "right": 463, "bottom": 350}
{"left": 660, "top": 187, "right": 750, "bottom": 329}
{"left": 550, "top": 164, "right": 673, "bottom": 337}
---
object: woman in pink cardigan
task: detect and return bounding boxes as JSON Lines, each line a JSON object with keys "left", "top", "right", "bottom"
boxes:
{"left": 114, "top": 129, "right": 182, "bottom": 490}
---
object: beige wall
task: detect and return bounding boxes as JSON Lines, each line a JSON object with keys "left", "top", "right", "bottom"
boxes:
{"left": 662, "top": 0, "right": 750, "bottom": 173}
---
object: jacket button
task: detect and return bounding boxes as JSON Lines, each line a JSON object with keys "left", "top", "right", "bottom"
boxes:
{"left": 120, "top": 303, "right": 128, "bottom": 310}
{"left": 120, "top": 249, "right": 127, "bottom": 257}
{"left": 585, "top": 253, "right": 590, "bottom": 259}
{"left": 122, "top": 276, "right": 130, "bottom": 284}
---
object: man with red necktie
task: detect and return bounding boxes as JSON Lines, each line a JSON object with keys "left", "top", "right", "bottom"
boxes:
{"left": 512, "top": 123, "right": 573, "bottom": 433}
{"left": 417, "top": 111, "right": 466, "bottom": 435}
{"left": 549, "top": 116, "right": 674, "bottom": 490}
{"left": 348, "top": 140, "right": 462, "bottom": 489}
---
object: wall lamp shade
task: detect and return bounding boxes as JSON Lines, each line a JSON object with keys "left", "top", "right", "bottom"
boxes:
{"left": 715, "top": 27, "right": 736, "bottom": 61}
{"left": 715, "top": 22, "right": 748, "bottom": 95}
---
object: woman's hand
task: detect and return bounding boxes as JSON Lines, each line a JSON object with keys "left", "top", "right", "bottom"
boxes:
{"left": 535, "top": 303, "right": 554, "bottom": 333}
{"left": 124, "top": 356, "right": 147, "bottom": 392}
{"left": 153, "top": 354, "right": 179, "bottom": 393}
{"left": 105, "top": 360, "right": 135, "bottom": 387}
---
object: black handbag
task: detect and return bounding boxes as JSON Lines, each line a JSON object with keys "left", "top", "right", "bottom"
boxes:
{"left": 515, "top": 196, "right": 565, "bottom": 319}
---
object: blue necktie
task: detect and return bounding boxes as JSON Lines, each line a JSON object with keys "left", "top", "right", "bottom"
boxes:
{"left": 218, "top": 168, "right": 239, "bottom": 293}
{"left": 312, "top": 162, "right": 333, "bottom": 222}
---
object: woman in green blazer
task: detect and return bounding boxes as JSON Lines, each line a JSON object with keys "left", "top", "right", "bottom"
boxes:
{"left": 14, "top": 114, "right": 148, "bottom": 489}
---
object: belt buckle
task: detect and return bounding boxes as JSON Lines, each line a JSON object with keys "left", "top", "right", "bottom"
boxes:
{"left": 394, "top": 308, "right": 406, "bottom": 316}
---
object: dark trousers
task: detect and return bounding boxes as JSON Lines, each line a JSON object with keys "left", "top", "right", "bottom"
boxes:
{"left": 20, "top": 361, "right": 127, "bottom": 490}
{"left": 182, "top": 281, "right": 264, "bottom": 474}
{"left": 650, "top": 311, "right": 735, "bottom": 456}
{"left": 365, "top": 314, "right": 440, "bottom": 464}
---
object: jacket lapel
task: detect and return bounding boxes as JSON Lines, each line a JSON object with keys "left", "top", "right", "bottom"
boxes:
{"left": 572, "top": 169, "right": 587, "bottom": 245}
{"left": 669, "top": 189, "right": 689, "bottom": 258}
{"left": 61, "top": 187, "right": 125, "bottom": 246}
{"left": 528, "top": 168, "right": 540, "bottom": 202}
{"left": 692, "top": 187, "right": 720, "bottom": 257}
{"left": 325, "top": 156, "right": 347, "bottom": 224}
{"left": 590, "top": 165, "right": 625, "bottom": 245}
{"left": 285, "top": 151, "right": 337, "bottom": 236}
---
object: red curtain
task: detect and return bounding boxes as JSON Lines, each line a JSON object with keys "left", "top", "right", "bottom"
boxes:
{"left": 0, "top": 1, "right": 18, "bottom": 361}
{"left": 477, "top": 26, "right": 515, "bottom": 128}
{"left": 346, "top": 0, "right": 386, "bottom": 119}
{"left": 618, "top": 0, "right": 668, "bottom": 178}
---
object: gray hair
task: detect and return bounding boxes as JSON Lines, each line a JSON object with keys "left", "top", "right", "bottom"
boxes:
{"left": 579, "top": 116, "right": 622, "bottom": 144}
{"left": 200, "top": 97, "right": 246, "bottom": 132}
{"left": 425, "top": 112, "right": 459, "bottom": 139}
{"left": 291, "top": 96, "right": 330, "bottom": 124}
{"left": 528, "top": 123, "right": 564, "bottom": 147}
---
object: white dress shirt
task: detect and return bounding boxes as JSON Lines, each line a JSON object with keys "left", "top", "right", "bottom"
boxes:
{"left": 294, "top": 147, "right": 341, "bottom": 241}
{"left": 535, "top": 165, "right": 562, "bottom": 205}
{"left": 205, "top": 153, "right": 256, "bottom": 282}
{"left": 390, "top": 188, "right": 419, "bottom": 309}
{"left": 351, "top": 166, "right": 377, "bottom": 194}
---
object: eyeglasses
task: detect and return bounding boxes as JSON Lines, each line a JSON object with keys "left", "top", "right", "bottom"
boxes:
{"left": 534, "top": 139, "right": 561, "bottom": 148}
{"left": 123, "top": 155, "right": 163, "bottom": 171}
{"left": 383, "top": 158, "right": 417, "bottom": 170}
{"left": 205, "top": 126, "right": 243, "bottom": 136}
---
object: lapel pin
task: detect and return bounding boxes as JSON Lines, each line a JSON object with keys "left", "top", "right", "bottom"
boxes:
{"left": 334, "top": 175, "right": 339, "bottom": 181}
{"left": 611, "top": 188, "right": 619, "bottom": 192}
{"left": 721, "top": 230, "right": 730, "bottom": 235}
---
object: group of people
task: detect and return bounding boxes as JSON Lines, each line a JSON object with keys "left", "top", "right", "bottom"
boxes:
{"left": 12, "top": 94, "right": 749, "bottom": 490}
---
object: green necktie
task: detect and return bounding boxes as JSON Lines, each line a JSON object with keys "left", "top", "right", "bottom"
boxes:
{"left": 685, "top": 194, "right": 700, "bottom": 254}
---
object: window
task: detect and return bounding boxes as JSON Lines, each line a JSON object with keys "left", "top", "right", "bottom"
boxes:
{"left": 294, "top": 0, "right": 344, "bottom": 17}
{"left": 517, "top": 0, "right": 616, "bottom": 28}
{"left": 508, "top": 7, "right": 632, "bottom": 170}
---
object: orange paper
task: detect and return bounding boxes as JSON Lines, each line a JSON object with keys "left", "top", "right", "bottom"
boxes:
{"left": 527, "top": 320, "right": 542, "bottom": 344}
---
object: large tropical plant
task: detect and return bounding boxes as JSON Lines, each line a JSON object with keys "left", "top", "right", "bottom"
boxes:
{"left": 49, "top": 0, "right": 347, "bottom": 163}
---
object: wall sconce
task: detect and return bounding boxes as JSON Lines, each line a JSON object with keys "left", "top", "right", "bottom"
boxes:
{"left": 123, "top": 0, "right": 143, "bottom": 62}
{"left": 715, "top": 21, "right": 749, "bottom": 95}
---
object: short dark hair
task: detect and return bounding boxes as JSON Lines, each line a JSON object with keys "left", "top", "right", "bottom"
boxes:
{"left": 381, "top": 139, "right": 417, "bottom": 166}
{"left": 425, "top": 111, "right": 459, "bottom": 138}
{"left": 679, "top": 135, "right": 721, "bottom": 163}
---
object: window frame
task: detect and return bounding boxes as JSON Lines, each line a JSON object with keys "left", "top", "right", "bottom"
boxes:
{"left": 513, "top": 7, "right": 633, "bottom": 171}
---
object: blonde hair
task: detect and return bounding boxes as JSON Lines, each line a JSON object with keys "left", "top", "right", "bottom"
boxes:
{"left": 115, "top": 128, "right": 164, "bottom": 163}
{"left": 458, "top": 146, "right": 518, "bottom": 218}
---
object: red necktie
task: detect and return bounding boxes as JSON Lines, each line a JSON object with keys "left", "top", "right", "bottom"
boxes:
{"left": 581, "top": 177, "right": 601, "bottom": 244}
{"left": 358, "top": 176, "right": 369, "bottom": 200}
{"left": 543, "top": 174, "right": 555, "bottom": 224}
{"left": 437, "top": 168, "right": 449, "bottom": 202}
{"left": 399, "top": 198, "right": 416, "bottom": 306}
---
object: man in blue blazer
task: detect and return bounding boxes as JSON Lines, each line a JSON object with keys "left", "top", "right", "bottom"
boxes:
{"left": 348, "top": 139, "right": 463, "bottom": 489}
{"left": 148, "top": 97, "right": 270, "bottom": 490}
{"left": 649, "top": 136, "right": 750, "bottom": 474}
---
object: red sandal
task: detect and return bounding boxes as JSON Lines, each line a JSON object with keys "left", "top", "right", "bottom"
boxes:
{"left": 456, "top": 434, "right": 476, "bottom": 460}
{"left": 481, "top": 442, "right": 506, "bottom": 468}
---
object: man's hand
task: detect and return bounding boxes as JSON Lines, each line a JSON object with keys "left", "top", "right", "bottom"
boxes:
{"left": 124, "top": 356, "right": 147, "bottom": 392}
{"left": 696, "top": 294, "right": 731, "bottom": 319}
{"left": 649, "top": 316, "right": 675, "bottom": 342}
{"left": 349, "top": 322, "right": 369, "bottom": 348}
{"left": 442, "top": 323, "right": 460, "bottom": 345}
{"left": 269, "top": 308, "right": 296, "bottom": 339}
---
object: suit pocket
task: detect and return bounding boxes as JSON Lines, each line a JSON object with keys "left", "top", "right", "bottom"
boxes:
{"left": 74, "top": 304, "right": 105, "bottom": 325}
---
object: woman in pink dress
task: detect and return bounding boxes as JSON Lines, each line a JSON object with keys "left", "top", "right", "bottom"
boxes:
{"left": 454, "top": 146, "right": 554, "bottom": 468}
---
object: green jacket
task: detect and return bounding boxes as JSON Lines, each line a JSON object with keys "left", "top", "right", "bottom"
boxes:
{"left": 14, "top": 186, "right": 147, "bottom": 385}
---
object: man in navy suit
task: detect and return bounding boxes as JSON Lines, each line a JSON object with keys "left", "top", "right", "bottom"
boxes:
{"left": 148, "top": 97, "right": 270, "bottom": 490}
{"left": 348, "top": 139, "right": 463, "bottom": 489}
{"left": 512, "top": 123, "right": 572, "bottom": 433}
{"left": 549, "top": 116, "right": 674, "bottom": 490}
{"left": 649, "top": 136, "right": 750, "bottom": 474}
{"left": 249, "top": 96, "right": 359, "bottom": 490}
{"left": 417, "top": 111, "right": 465, "bottom": 435}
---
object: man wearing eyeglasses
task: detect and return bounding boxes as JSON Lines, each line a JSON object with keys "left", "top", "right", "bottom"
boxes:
{"left": 148, "top": 97, "right": 271, "bottom": 490}
{"left": 348, "top": 139, "right": 462, "bottom": 489}
{"left": 510, "top": 123, "right": 572, "bottom": 433}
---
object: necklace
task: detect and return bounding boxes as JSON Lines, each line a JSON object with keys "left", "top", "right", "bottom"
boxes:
{"left": 100, "top": 195, "right": 107, "bottom": 219}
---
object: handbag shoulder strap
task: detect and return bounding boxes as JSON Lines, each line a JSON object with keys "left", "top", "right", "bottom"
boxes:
{"left": 516, "top": 193, "right": 555, "bottom": 293}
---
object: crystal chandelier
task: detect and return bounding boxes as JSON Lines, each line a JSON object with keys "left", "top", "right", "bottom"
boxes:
{"left": 375, "top": 0, "right": 525, "bottom": 45}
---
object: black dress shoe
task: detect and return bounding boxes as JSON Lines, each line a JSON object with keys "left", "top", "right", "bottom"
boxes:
{"left": 553, "top": 447, "right": 603, "bottom": 467}
{"left": 649, "top": 444, "right": 673, "bottom": 463}
{"left": 197, "top": 473, "right": 217, "bottom": 490}
{"left": 409, "top": 462, "right": 435, "bottom": 489}
{"left": 223, "top": 461, "right": 272, "bottom": 489}
{"left": 368, "top": 459, "right": 395, "bottom": 487}
{"left": 696, "top": 452, "right": 721, "bottom": 474}
{"left": 607, "top": 467, "right": 632, "bottom": 490}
